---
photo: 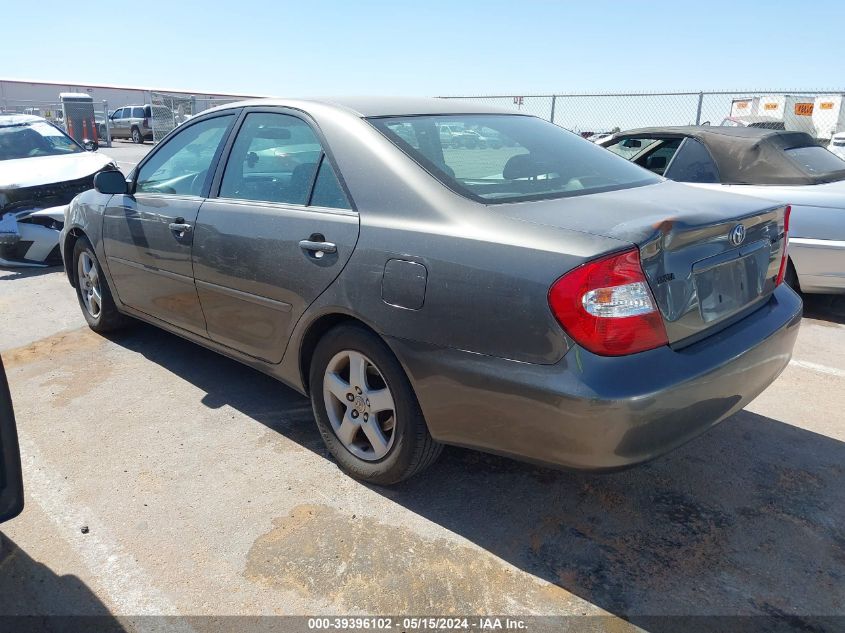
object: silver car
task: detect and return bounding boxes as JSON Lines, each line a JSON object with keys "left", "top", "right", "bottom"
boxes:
{"left": 601, "top": 127, "right": 845, "bottom": 294}
{"left": 61, "top": 98, "right": 800, "bottom": 484}
{"left": 109, "top": 105, "right": 153, "bottom": 143}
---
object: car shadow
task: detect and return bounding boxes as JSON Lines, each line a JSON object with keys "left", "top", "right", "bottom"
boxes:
{"left": 108, "top": 323, "right": 845, "bottom": 632}
{"left": 0, "top": 265, "right": 62, "bottom": 282}
{"left": 801, "top": 292, "right": 845, "bottom": 325}
{"left": 0, "top": 532, "right": 128, "bottom": 631}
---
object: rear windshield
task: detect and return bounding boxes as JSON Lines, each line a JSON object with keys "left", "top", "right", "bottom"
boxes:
{"left": 784, "top": 145, "right": 845, "bottom": 176}
{"left": 369, "top": 114, "right": 660, "bottom": 203}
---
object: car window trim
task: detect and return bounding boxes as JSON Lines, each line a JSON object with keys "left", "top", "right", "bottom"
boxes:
{"left": 130, "top": 110, "right": 240, "bottom": 197}
{"left": 662, "top": 137, "right": 689, "bottom": 175}
{"left": 208, "top": 105, "right": 357, "bottom": 213}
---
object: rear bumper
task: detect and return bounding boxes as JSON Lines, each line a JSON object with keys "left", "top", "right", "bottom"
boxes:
{"left": 389, "top": 284, "right": 802, "bottom": 471}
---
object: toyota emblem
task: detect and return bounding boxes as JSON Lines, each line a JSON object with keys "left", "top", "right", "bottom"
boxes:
{"left": 729, "top": 224, "right": 746, "bottom": 247}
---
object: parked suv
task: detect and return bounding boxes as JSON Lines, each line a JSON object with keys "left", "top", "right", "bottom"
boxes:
{"left": 109, "top": 105, "right": 153, "bottom": 143}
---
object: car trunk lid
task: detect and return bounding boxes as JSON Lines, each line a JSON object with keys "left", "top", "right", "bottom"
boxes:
{"left": 499, "top": 181, "right": 789, "bottom": 346}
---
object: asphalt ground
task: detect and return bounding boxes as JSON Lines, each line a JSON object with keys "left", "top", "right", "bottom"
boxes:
{"left": 0, "top": 176, "right": 844, "bottom": 630}
{"left": 98, "top": 140, "right": 152, "bottom": 173}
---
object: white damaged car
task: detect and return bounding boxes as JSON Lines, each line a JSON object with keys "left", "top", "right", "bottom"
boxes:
{"left": 0, "top": 114, "right": 115, "bottom": 267}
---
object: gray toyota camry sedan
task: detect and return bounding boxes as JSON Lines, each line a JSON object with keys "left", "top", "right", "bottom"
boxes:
{"left": 61, "top": 97, "right": 801, "bottom": 484}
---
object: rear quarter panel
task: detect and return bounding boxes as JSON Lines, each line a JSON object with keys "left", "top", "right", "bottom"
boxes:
{"left": 276, "top": 104, "right": 630, "bottom": 370}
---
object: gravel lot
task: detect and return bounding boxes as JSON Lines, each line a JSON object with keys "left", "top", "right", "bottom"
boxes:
{"left": 1, "top": 247, "right": 844, "bottom": 627}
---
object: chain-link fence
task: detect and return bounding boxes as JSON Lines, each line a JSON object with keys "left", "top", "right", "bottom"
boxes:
{"left": 149, "top": 92, "right": 194, "bottom": 142}
{"left": 440, "top": 91, "right": 845, "bottom": 142}
{"left": 149, "top": 93, "right": 250, "bottom": 142}
{"left": 0, "top": 98, "right": 113, "bottom": 147}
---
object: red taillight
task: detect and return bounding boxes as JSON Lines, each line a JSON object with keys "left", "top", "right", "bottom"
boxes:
{"left": 776, "top": 205, "right": 791, "bottom": 286}
{"left": 548, "top": 248, "right": 668, "bottom": 356}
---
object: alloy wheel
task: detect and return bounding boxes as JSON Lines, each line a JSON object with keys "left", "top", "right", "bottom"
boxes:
{"left": 77, "top": 251, "right": 102, "bottom": 318}
{"left": 322, "top": 350, "right": 397, "bottom": 461}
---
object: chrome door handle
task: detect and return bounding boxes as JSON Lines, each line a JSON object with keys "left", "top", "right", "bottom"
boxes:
{"left": 299, "top": 239, "right": 337, "bottom": 255}
{"left": 169, "top": 222, "right": 192, "bottom": 233}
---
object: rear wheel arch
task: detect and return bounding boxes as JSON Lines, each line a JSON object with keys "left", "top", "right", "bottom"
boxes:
{"left": 299, "top": 313, "right": 393, "bottom": 395}
{"left": 785, "top": 256, "right": 801, "bottom": 292}
{"left": 305, "top": 316, "right": 442, "bottom": 483}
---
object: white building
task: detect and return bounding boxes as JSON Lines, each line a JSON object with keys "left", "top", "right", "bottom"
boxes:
{"left": 0, "top": 77, "right": 263, "bottom": 119}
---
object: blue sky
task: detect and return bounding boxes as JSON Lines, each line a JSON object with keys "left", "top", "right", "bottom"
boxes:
{"left": 3, "top": 0, "right": 843, "bottom": 96}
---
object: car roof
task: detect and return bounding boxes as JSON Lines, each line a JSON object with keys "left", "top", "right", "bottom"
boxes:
{"left": 611, "top": 125, "right": 845, "bottom": 186}
{"left": 0, "top": 114, "right": 44, "bottom": 127}
{"left": 204, "top": 96, "right": 514, "bottom": 118}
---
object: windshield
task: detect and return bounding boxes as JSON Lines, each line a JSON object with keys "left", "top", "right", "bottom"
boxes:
{"left": 0, "top": 120, "right": 83, "bottom": 161}
{"left": 369, "top": 114, "right": 660, "bottom": 203}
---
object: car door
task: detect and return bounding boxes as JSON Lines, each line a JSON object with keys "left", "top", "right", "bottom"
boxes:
{"left": 118, "top": 108, "right": 133, "bottom": 138}
{"left": 110, "top": 108, "right": 124, "bottom": 138}
{"left": 191, "top": 109, "right": 359, "bottom": 363}
{"left": 0, "top": 356, "right": 24, "bottom": 524}
{"left": 131, "top": 106, "right": 146, "bottom": 137}
{"left": 102, "top": 112, "right": 237, "bottom": 335}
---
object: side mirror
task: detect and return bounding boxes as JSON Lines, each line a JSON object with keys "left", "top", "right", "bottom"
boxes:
{"left": 82, "top": 139, "right": 98, "bottom": 152}
{"left": 94, "top": 170, "right": 128, "bottom": 195}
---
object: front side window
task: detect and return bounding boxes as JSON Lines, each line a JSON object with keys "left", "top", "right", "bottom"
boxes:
{"left": 0, "top": 120, "right": 82, "bottom": 161}
{"left": 370, "top": 115, "right": 659, "bottom": 203}
{"left": 634, "top": 138, "right": 681, "bottom": 175}
{"left": 112, "top": 108, "right": 123, "bottom": 119}
{"left": 605, "top": 137, "right": 662, "bottom": 160}
{"left": 664, "top": 138, "right": 720, "bottom": 183}
{"left": 219, "top": 112, "right": 324, "bottom": 205}
{"left": 135, "top": 114, "right": 234, "bottom": 195}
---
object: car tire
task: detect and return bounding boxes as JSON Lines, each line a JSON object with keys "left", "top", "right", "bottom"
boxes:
{"left": 309, "top": 324, "right": 442, "bottom": 485}
{"left": 131, "top": 127, "right": 143, "bottom": 144}
{"left": 785, "top": 258, "right": 800, "bottom": 292}
{"left": 73, "top": 237, "right": 129, "bottom": 333}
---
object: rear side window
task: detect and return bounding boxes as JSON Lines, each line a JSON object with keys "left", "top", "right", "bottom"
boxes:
{"left": 310, "top": 158, "right": 351, "bottom": 209}
{"left": 132, "top": 107, "right": 144, "bottom": 118}
{"left": 785, "top": 146, "right": 845, "bottom": 175}
{"left": 219, "top": 112, "right": 324, "bottom": 205}
{"left": 665, "top": 138, "right": 720, "bottom": 183}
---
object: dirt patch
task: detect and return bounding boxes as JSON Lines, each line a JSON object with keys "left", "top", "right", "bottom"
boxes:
{"left": 245, "top": 504, "right": 582, "bottom": 614}
{"left": 2, "top": 327, "right": 112, "bottom": 403}
{"left": 1, "top": 327, "right": 103, "bottom": 369}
